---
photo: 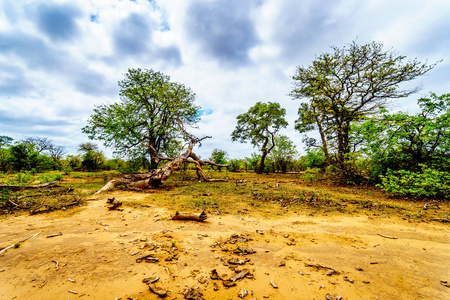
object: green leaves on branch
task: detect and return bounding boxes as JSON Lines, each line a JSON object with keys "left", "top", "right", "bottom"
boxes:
{"left": 291, "top": 41, "right": 438, "bottom": 171}
{"left": 82, "top": 68, "right": 200, "bottom": 170}
{"left": 378, "top": 167, "right": 450, "bottom": 199}
{"left": 353, "top": 93, "right": 450, "bottom": 176}
{"left": 231, "top": 101, "right": 288, "bottom": 174}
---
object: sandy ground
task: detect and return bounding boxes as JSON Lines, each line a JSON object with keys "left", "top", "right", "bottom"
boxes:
{"left": 0, "top": 191, "right": 449, "bottom": 300}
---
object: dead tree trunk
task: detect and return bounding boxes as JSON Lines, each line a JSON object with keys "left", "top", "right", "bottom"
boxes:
{"left": 95, "top": 137, "right": 228, "bottom": 195}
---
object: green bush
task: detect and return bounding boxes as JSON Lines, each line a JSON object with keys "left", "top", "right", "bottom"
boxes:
{"left": 378, "top": 167, "right": 450, "bottom": 199}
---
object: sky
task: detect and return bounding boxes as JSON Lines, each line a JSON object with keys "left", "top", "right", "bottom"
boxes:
{"left": 1, "top": 0, "right": 449, "bottom": 160}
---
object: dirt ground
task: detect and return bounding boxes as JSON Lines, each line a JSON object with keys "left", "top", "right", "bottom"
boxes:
{"left": 1, "top": 191, "right": 449, "bottom": 300}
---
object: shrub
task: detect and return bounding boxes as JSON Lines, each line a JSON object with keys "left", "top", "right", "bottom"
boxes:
{"left": 378, "top": 167, "right": 450, "bottom": 199}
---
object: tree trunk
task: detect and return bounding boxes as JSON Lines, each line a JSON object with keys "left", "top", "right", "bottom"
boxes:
{"left": 257, "top": 151, "right": 268, "bottom": 174}
{"left": 95, "top": 138, "right": 229, "bottom": 195}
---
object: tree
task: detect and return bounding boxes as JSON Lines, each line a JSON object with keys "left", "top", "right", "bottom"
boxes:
{"left": 9, "top": 143, "right": 39, "bottom": 172}
{"left": 0, "top": 136, "right": 13, "bottom": 149}
{"left": 231, "top": 102, "right": 288, "bottom": 174}
{"left": 270, "top": 135, "right": 298, "bottom": 173}
{"left": 210, "top": 148, "right": 228, "bottom": 171}
{"left": 291, "top": 41, "right": 438, "bottom": 177}
{"left": 78, "top": 142, "right": 98, "bottom": 153}
{"left": 77, "top": 143, "right": 104, "bottom": 171}
{"left": 22, "top": 136, "right": 52, "bottom": 153}
{"left": 353, "top": 92, "right": 450, "bottom": 178}
{"left": 82, "top": 68, "right": 200, "bottom": 170}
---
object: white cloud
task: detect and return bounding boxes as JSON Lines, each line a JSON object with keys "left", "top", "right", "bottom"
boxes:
{"left": 0, "top": 0, "right": 449, "bottom": 159}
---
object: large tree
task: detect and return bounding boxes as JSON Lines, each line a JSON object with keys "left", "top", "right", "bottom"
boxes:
{"left": 82, "top": 68, "right": 200, "bottom": 170}
{"left": 231, "top": 101, "right": 288, "bottom": 174}
{"left": 291, "top": 41, "right": 437, "bottom": 174}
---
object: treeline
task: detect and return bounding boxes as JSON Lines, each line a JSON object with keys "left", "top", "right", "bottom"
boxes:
{"left": 0, "top": 138, "right": 139, "bottom": 174}
{"left": 2, "top": 41, "right": 449, "bottom": 200}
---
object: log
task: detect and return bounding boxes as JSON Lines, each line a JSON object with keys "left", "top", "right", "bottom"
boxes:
{"left": 94, "top": 136, "right": 227, "bottom": 195}
{"left": 171, "top": 211, "right": 207, "bottom": 222}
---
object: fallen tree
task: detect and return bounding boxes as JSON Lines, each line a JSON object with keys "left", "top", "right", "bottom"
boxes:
{"left": 95, "top": 135, "right": 229, "bottom": 195}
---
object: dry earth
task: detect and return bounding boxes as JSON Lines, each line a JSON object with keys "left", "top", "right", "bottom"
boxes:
{"left": 1, "top": 191, "right": 449, "bottom": 300}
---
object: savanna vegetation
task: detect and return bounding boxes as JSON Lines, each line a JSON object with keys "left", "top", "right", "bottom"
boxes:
{"left": 1, "top": 41, "right": 448, "bottom": 218}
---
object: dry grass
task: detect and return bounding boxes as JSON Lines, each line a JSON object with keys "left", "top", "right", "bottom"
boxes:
{"left": 1, "top": 169, "right": 449, "bottom": 223}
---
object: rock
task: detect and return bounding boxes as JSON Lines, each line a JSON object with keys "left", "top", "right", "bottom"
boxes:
{"left": 238, "top": 287, "right": 251, "bottom": 298}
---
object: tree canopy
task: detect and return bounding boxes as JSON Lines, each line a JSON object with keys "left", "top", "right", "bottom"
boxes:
{"left": 291, "top": 41, "right": 437, "bottom": 177}
{"left": 269, "top": 135, "right": 298, "bottom": 173}
{"left": 231, "top": 101, "right": 288, "bottom": 174}
{"left": 353, "top": 93, "right": 450, "bottom": 176}
{"left": 82, "top": 68, "right": 200, "bottom": 170}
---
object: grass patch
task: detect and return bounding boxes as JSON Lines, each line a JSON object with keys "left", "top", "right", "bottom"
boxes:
{"left": 1, "top": 169, "right": 448, "bottom": 223}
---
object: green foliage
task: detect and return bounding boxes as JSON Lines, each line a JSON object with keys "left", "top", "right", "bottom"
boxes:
{"left": 118, "top": 158, "right": 143, "bottom": 174}
{"left": 103, "top": 158, "right": 126, "bottom": 171}
{"left": 9, "top": 143, "right": 40, "bottom": 172}
{"left": 270, "top": 135, "right": 298, "bottom": 173}
{"left": 0, "top": 189, "right": 12, "bottom": 204}
{"left": 378, "top": 167, "right": 450, "bottom": 199}
{"left": 0, "top": 148, "right": 12, "bottom": 172}
{"left": 66, "top": 155, "right": 82, "bottom": 171}
{"left": 0, "top": 136, "right": 13, "bottom": 148}
{"left": 232, "top": 101, "right": 288, "bottom": 174}
{"left": 298, "top": 149, "right": 326, "bottom": 170}
{"left": 245, "top": 153, "right": 261, "bottom": 172}
{"left": 302, "top": 167, "right": 322, "bottom": 183}
{"left": 210, "top": 148, "right": 228, "bottom": 165}
{"left": 82, "top": 68, "right": 200, "bottom": 170}
{"left": 228, "top": 159, "right": 245, "bottom": 172}
{"left": 353, "top": 93, "right": 450, "bottom": 178}
{"left": 81, "top": 150, "right": 105, "bottom": 172}
{"left": 291, "top": 41, "right": 437, "bottom": 173}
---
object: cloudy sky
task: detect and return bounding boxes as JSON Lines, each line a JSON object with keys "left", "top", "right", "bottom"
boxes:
{"left": 1, "top": 0, "right": 449, "bottom": 159}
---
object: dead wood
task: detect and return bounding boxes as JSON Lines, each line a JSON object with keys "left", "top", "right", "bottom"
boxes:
{"left": 433, "top": 218, "right": 450, "bottom": 223}
{"left": 377, "top": 233, "right": 398, "bottom": 239}
{"left": 304, "top": 263, "right": 341, "bottom": 275}
{"left": 0, "top": 181, "right": 59, "bottom": 190}
{"left": 46, "top": 232, "right": 62, "bottom": 238}
{"left": 171, "top": 211, "right": 207, "bottom": 222}
{"left": 94, "top": 136, "right": 228, "bottom": 195}
{"left": 183, "top": 286, "right": 204, "bottom": 300}
{"left": 106, "top": 198, "right": 122, "bottom": 210}
{"left": 0, "top": 232, "right": 41, "bottom": 254}
{"left": 147, "top": 282, "right": 168, "bottom": 297}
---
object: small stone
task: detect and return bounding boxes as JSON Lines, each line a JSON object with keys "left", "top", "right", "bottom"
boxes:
{"left": 270, "top": 280, "right": 278, "bottom": 289}
{"left": 238, "top": 287, "right": 251, "bottom": 298}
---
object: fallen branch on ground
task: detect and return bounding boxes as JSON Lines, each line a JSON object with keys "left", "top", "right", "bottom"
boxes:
{"left": 52, "top": 260, "right": 59, "bottom": 270}
{"left": 377, "top": 233, "right": 398, "bottom": 239}
{"left": 46, "top": 232, "right": 63, "bottom": 238}
{"left": 171, "top": 211, "right": 207, "bottom": 222}
{"left": 433, "top": 218, "right": 450, "bottom": 223}
{"left": 0, "top": 232, "right": 41, "bottom": 254}
{"left": 304, "top": 263, "right": 341, "bottom": 275}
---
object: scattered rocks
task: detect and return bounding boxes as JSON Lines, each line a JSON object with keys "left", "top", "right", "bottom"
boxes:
{"left": 343, "top": 275, "right": 354, "bottom": 283}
